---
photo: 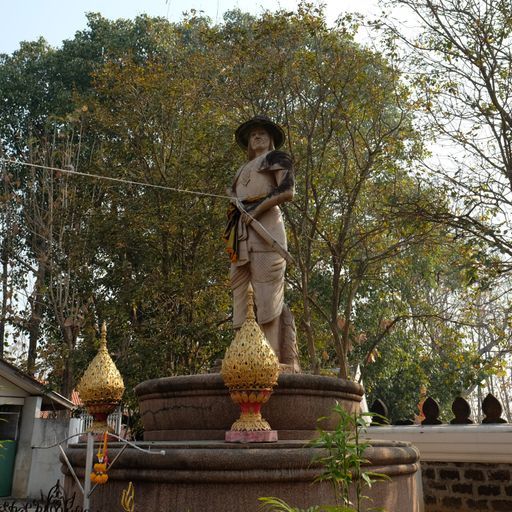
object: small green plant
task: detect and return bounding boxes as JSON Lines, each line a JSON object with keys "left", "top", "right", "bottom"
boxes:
{"left": 257, "top": 497, "right": 323, "bottom": 512}
{"left": 258, "top": 497, "right": 350, "bottom": 512}
{"left": 259, "top": 403, "right": 387, "bottom": 512}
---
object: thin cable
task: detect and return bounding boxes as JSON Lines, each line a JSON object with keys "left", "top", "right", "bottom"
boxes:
{"left": 33, "top": 431, "right": 166, "bottom": 455}
{"left": 1, "top": 157, "right": 289, "bottom": 254}
{"left": 0, "top": 158, "right": 233, "bottom": 201}
{"left": 235, "top": 197, "right": 280, "bottom": 247}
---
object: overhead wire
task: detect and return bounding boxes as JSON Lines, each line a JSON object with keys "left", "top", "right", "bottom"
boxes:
{"left": 0, "top": 158, "right": 233, "bottom": 201}
{"left": 0, "top": 157, "right": 283, "bottom": 246}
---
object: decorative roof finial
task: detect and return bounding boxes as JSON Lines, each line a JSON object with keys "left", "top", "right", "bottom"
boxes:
{"left": 246, "top": 285, "right": 256, "bottom": 321}
{"left": 100, "top": 321, "right": 107, "bottom": 348}
{"left": 76, "top": 320, "right": 125, "bottom": 433}
{"left": 221, "top": 283, "right": 280, "bottom": 439}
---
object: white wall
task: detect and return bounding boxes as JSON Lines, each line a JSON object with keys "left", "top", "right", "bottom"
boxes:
{"left": 26, "top": 417, "right": 81, "bottom": 499}
{"left": 365, "top": 424, "right": 512, "bottom": 463}
{"left": 0, "top": 375, "right": 28, "bottom": 401}
{"left": 11, "top": 396, "right": 42, "bottom": 498}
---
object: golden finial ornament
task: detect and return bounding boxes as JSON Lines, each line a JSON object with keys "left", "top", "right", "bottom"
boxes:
{"left": 221, "top": 287, "right": 280, "bottom": 439}
{"left": 77, "top": 322, "right": 125, "bottom": 433}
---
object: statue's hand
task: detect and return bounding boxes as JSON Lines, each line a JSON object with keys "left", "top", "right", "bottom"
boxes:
{"left": 241, "top": 211, "right": 253, "bottom": 225}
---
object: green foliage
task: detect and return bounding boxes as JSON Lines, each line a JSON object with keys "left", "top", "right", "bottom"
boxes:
{"left": 311, "top": 405, "right": 387, "bottom": 511}
{"left": 0, "top": 3, "right": 509, "bottom": 410}
{"left": 260, "top": 404, "right": 386, "bottom": 512}
{"left": 259, "top": 497, "right": 323, "bottom": 512}
{"left": 258, "top": 497, "right": 349, "bottom": 512}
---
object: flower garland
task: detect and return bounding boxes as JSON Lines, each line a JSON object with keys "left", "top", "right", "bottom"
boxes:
{"left": 90, "top": 432, "right": 109, "bottom": 484}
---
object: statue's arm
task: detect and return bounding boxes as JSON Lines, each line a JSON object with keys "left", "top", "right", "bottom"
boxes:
{"left": 243, "top": 151, "right": 295, "bottom": 221}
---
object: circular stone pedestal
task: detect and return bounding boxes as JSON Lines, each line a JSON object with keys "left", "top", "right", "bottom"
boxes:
{"left": 65, "top": 373, "right": 422, "bottom": 510}
{"left": 134, "top": 373, "right": 364, "bottom": 440}
{"left": 62, "top": 439, "right": 421, "bottom": 512}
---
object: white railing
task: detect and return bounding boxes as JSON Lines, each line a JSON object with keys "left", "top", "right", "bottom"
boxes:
{"left": 77, "top": 408, "right": 123, "bottom": 437}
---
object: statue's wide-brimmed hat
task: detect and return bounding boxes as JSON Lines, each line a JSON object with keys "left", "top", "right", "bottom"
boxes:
{"left": 235, "top": 115, "right": 285, "bottom": 150}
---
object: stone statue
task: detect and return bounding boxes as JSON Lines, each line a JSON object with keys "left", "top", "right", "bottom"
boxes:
{"left": 224, "top": 115, "right": 300, "bottom": 372}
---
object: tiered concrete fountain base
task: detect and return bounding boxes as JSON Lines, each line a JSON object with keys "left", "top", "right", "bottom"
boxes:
{"left": 135, "top": 373, "right": 363, "bottom": 441}
{"left": 63, "top": 439, "right": 420, "bottom": 511}
{"left": 63, "top": 374, "right": 422, "bottom": 511}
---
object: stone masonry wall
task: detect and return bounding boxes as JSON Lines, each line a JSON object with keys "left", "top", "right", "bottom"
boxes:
{"left": 422, "top": 461, "right": 512, "bottom": 512}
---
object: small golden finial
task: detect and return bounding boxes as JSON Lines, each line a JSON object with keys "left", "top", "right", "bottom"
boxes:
{"left": 246, "top": 285, "right": 256, "bottom": 321}
{"left": 76, "top": 319, "right": 125, "bottom": 432}
{"left": 100, "top": 321, "right": 107, "bottom": 347}
{"left": 221, "top": 282, "right": 280, "bottom": 435}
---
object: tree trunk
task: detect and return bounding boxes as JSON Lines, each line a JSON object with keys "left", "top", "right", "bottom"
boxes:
{"left": 61, "top": 322, "right": 77, "bottom": 398}
{"left": 300, "top": 270, "right": 319, "bottom": 374}
{"left": 26, "top": 262, "right": 46, "bottom": 375}
{"left": 0, "top": 234, "right": 8, "bottom": 359}
{"left": 330, "top": 259, "right": 349, "bottom": 379}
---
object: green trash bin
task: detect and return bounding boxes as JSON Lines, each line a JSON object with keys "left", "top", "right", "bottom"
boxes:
{"left": 0, "top": 440, "right": 17, "bottom": 497}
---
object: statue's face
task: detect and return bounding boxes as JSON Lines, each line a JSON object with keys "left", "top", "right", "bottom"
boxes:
{"left": 248, "top": 127, "right": 272, "bottom": 153}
